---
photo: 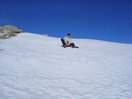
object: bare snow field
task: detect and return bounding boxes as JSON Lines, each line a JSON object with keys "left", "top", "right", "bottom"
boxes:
{"left": 0, "top": 33, "right": 132, "bottom": 99}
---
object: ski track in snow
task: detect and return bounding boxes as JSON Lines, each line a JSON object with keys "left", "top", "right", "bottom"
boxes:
{"left": 0, "top": 33, "right": 132, "bottom": 99}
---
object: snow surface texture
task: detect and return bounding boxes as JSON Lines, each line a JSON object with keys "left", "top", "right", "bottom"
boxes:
{"left": 0, "top": 33, "right": 132, "bottom": 99}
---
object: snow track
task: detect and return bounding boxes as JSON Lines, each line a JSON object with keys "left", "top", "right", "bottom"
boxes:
{"left": 0, "top": 33, "right": 132, "bottom": 99}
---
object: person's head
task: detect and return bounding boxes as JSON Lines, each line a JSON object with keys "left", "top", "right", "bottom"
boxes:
{"left": 67, "top": 33, "right": 71, "bottom": 38}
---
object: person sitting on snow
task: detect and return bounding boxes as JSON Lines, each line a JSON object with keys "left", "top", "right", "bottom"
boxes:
{"left": 61, "top": 33, "right": 79, "bottom": 48}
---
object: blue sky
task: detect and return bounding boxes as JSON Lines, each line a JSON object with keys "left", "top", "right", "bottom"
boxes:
{"left": 0, "top": 0, "right": 132, "bottom": 43}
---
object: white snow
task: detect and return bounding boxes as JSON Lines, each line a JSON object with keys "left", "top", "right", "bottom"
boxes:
{"left": 0, "top": 32, "right": 132, "bottom": 99}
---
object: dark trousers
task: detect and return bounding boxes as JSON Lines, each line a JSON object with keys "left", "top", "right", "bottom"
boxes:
{"left": 61, "top": 39, "right": 75, "bottom": 47}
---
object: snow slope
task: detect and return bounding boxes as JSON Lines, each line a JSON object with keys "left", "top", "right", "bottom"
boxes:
{"left": 0, "top": 33, "right": 132, "bottom": 99}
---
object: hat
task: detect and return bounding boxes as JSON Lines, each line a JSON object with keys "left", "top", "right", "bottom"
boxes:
{"left": 67, "top": 33, "right": 71, "bottom": 36}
